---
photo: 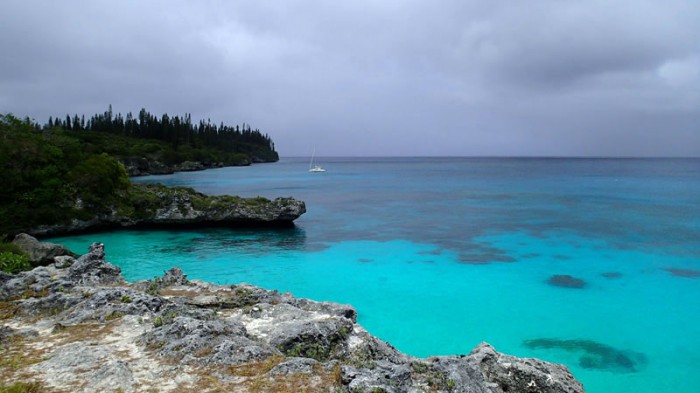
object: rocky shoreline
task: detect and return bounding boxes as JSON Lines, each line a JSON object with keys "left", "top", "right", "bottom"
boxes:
{"left": 0, "top": 237, "right": 585, "bottom": 392}
{"left": 120, "top": 158, "right": 246, "bottom": 177}
{"left": 120, "top": 156, "right": 278, "bottom": 177}
{"left": 25, "top": 183, "right": 306, "bottom": 238}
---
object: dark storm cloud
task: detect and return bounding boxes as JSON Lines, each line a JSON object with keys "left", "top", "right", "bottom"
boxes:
{"left": 1, "top": 0, "right": 698, "bottom": 156}
{"left": 458, "top": 1, "right": 696, "bottom": 88}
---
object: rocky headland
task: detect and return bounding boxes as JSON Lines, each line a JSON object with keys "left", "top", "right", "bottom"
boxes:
{"left": 119, "top": 157, "right": 264, "bottom": 177}
{"left": 0, "top": 237, "right": 585, "bottom": 392}
{"left": 24, "top": 183, "right": 306, "bottom": 238}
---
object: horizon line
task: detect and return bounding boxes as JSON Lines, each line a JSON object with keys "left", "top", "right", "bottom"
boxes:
{"left": 279, "top": 155, "right": 700, "bottom": 159}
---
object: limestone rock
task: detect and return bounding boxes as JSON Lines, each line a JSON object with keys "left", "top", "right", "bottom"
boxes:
{"left": 269, "top": 357, "right": 319, "bottom": 375}
{"left": 157, "top": 266, "right": 189, "bottom": 287}
{"left": 56, "top": 287, "right": 166, "bottom": 325}
{"left": 54, "top": 255, "right": 76, "bottom": 268}
{"left": 30, "top": 342, "right": 135, "bottom": 393}
{"left": 0, "top": 265, "right": 59, "bottom": 300}
{"left": 119, "top": 157, "right": 244, "bottom": 177}
{"left": 12, "top": 233, "right": 78, "bottom": 266}
{"left": 174, "top": 161, "right": 206, "bottom": 172}
{"left": 141, "top": 315, "right": 278, "bottom": 366}
{"left": 238, "top": 302, "right": 354, "bottom": 361}
{"left": 0, "top": 241, "right": 585, "bottom": 393}
{"left": 25, "top": 187, "right": 306, "bottom": 237}
{"left": 466, "top": 342, "right": 585, "bottom": 393}
{"left": 119, "top": 157, "right": 174, "bottom": 177}
{"left": 67, "top": 242, "right": 125, "bottom": 286}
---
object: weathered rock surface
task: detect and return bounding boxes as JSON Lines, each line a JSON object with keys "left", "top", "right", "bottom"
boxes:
{"left": 466, "top": 343, "right": 585, "bottom": 393}
{"left": 0, "top": 240, "right": 585, "bottom": 393}
{"left": 120, "top": 157, "right": 176, "bottom": 176}
{"left": 141, "top": 185, "right": 306, "bottom": 225}
{"left": 120, "top": 157, "right": 248, "bottom": 177}
{"left": 11, "top": 233, "right": 78, "bottom": 266}
{"left": 26, "top": 184, "right": 306, "bottom": 237}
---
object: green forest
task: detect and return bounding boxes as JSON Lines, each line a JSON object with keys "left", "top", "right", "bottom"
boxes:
{"left": 43, "top": 106, "right": 279, "bottom": 165}
{"left": 0, "top": 110, "right": 280, "bottom": 241}
{"left": 1, "top": 113, "right": 131, "bottom": 235}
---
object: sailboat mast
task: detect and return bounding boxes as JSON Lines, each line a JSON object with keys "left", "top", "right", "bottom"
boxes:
{"left": 310, "top": 147, "right": 316, "bottom": 169}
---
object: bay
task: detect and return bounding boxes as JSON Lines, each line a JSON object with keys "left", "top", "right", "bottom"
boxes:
{"left": 49, "top": 157, "right": 700, "bottom": 393}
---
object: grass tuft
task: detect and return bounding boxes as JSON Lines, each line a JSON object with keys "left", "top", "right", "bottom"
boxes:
{"left": 0, "top": 382, "right": 46, "bottom": 393}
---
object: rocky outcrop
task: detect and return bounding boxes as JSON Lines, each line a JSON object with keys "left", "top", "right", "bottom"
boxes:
{"left": 138, "top": 184, "right": 306, "bottom": 225}
{"left": 120, "top": 157, "right": 248, "bottom": 177}
{"left": 11, "top": 233, "right": 78, "bottom": 266}
{"left": 466, "top": 343, "right": 584, "bottom": 393}
{"left": 26, "top": 184, "right": 306, "bottom": 237}
{"left": 119, "top": 157, "right": 176, "bottom": 176}
{"left": 0, "top": 241, "right": 585, "bottom": 393}
{"left": 173, "top": 160, "right": 207, "bottom": 172}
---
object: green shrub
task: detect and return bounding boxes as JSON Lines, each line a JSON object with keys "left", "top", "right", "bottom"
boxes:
{"left": 68, "top": 153, "right": 129, "bottom": 207}
{"left": 0, "top": 252, "right": 31, "bottom": 274}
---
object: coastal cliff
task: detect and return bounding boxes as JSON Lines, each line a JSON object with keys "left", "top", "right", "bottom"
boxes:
{"left": 0, "top": 113, "right": 288, "bottom": 237}
{"left": 0, "top": 239, "right": 585, "bottom": 392}
{"left": 25, "top": 183, "right": 306, "bottom": 237}
{"left": 119, "top": 157, "right": 253, "bottom": 177}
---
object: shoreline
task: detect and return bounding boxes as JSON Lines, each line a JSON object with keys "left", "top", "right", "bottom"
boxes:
{"left": 21, "top": 184, "right": 305, "bottom": 239}
{"left": 1, "top": 237, "right": 585, "bottom": 392}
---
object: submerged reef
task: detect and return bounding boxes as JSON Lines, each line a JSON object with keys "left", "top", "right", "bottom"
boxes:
{"left": 601, "top": 272, "right": 623, "bottom": 279}
{"left": 523, "top": 338, "right": 647, "bottom": 373}
{"left": 458, "top": 245, "right": 517, "bottom": 264}
{"left": 663, "top": 267, "right": 700, "bottom": 278}
{"left": 0, "top": 236, "right": 585, "bottom": 392}
{"left": 547, "top": 274, "right": 586, "bottom": 288}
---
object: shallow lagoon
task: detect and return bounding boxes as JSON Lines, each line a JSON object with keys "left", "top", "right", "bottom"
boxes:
{"left": 50, "top": 157, "right": 700, "bottom": 393}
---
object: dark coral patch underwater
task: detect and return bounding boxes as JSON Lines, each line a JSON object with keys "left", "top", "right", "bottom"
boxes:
{"left": 547, "top": 274, "right": 586, "bottom": 288}
{"left": 601, "top": 272, "right": 623, "bottom": 279}
{"left": 523, "top": 338, "right": 647, "bottom": 373}
{"left": 663, "top": 267, "right": 700, "bottom": 278}
{"left": 458, "top": 251, "right": 516, "bottom": 264}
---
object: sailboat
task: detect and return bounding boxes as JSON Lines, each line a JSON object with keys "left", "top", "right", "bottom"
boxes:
{"left": 308, "top": 147, "right": 326, "bottom": 172}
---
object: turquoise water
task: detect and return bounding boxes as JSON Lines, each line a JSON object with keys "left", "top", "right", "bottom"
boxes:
{"left": 49, "top": 157, "right": 700, "bottom": 392}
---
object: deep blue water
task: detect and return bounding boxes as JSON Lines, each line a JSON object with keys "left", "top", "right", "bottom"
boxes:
{"left": 50, "top": 157, "right": 700, "bottom": 392}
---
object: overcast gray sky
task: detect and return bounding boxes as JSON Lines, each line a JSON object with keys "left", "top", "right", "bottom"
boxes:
{"left": 1, "top": 0, "right": 698, "bottom": 157}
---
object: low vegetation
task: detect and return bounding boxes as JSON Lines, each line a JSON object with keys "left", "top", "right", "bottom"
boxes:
{"left": 0, "top": 253, "right": 30, "bottom": 275}
{"left": 0, "top": 242, "right": 30, "bottom": 274}
{"left": 0, "top": 382, "right": 46, "bottom": 393}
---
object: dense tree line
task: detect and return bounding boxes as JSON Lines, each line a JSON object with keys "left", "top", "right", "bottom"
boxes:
{"left": 45, "top": 106, "right": 278, "bottom": 162}
{"left": 0, "top": 108, "right": 283, "bottom": 236}
{"left": 1, "top": 114, "right": 130, "bottom": 235}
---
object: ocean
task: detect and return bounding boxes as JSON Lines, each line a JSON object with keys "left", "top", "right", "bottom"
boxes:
{"left": 49, "top": 157, "right": 700, "bottom": 392}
